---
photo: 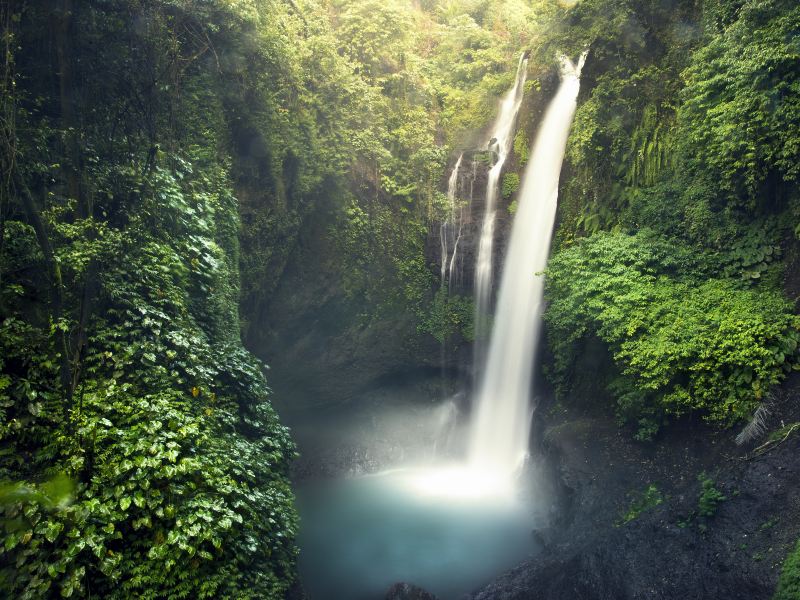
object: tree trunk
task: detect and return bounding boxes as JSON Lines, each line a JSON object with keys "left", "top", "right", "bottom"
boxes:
{"left": 14, "top": 173, "right": 73, "bottom": 417}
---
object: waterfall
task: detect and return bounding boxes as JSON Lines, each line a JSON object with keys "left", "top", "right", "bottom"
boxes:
{"left": 468, "top": 52, "right": 587, "bottom": 475}
{"left": 449, "top": 158, "right": 477, "bottom": 292}
{"left": 440, "top": 153, "right": 464, "bottom": 288}
{"left": 447, "top": 157, "right": 467, "bottom": 292}
{"left": 474, "top": 54, "right": 529, "bottom": 371}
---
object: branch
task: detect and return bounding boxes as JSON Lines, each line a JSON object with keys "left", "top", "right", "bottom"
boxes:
{"left": 751, "top": 423, "right": 800, "bottom": 458}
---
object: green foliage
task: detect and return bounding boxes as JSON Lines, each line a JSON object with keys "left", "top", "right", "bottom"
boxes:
{"left": 702, "top": 0, "right": 747, "bottom": 32}
{"left": 0, "top": 475, "right": 74, "bottom": 510}
{"left": 561, "top": 63, "right": 685, "bottom": 239}
{"left": 679, "top": 0, "right": 800, "bottom": 205}
{"left": 310, "top": 0, "right": 555, "bottom": 342}
{"left": 541, "top": 0, "right": 800, "bottom": 440}
{"left": 623, "top": 103, "right": 674, "bottom": 189}
{"left": 502, "top": 172, "right": 521, "bottom": 199}
{"left": 418, "top": 287, "right": 475, "bottom": 344}
{"left": 697, "top": 473, "right": 727, "bottom": 517}
{"left": 616, "top": 484, "right": 664, "bottom": 525}
{"left": 764, "top": 422, "right": 800, "bottom": 444}
{"left": 761, "top": 516, "right": 779, "bottom": 530}
{"left": 544, "top": 231, "right": 800, "bottom": 432}
{"left": 774, "top": 538, "right": 800, "bottom": 600}
{"left": 1, "top": 160, "right": 298, "bottom": 599}
{"left": 676, "top": 472, "right": 728, "bottom": 530}
{"left": 513, "top": 129, "right": 530, "bottom": 166}
{"left": 425, "top": 1, "right": 553, "bottom": 143}
{"left": 555, "top": 0, "right": 800, "bottom": 245}
{"left": 2, "top": 0, "right": 797, "bottom": 591}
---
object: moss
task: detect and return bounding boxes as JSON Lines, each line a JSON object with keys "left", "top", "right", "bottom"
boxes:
{"left": 513, "top": 129, "right": 529, "bottom": 166}
{"left": 761, "top": 517, "right": 780, "bottom": 531}
{"left": 767, "top": 422, "right": 800, "bottom": 444}
{"left": 502, "top": 172, "right": 520, "bottom": 199}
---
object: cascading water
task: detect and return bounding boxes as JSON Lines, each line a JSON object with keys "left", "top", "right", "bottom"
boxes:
{"left": 469, "top": 52, "right": 587, "bottom": 476}
{"left": 474, "top": 54, "right": 528, "bottom": 366}
{"left": 440, "top": 153, "right": 464, "bottom": 288}
{"left": 448, "top": 157, "right": 477, "bottom": 292}
{"left": 447, "top": 161, "right": 468, "bottom": 292}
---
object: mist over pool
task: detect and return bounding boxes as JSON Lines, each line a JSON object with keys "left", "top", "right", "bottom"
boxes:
{"left": 296, "top": 467, "right": 540, "bottom": 600}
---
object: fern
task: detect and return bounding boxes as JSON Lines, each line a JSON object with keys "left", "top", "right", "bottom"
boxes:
{"left": 736, "top": 392, "right": 777, "bottom": 446}
{"left": 736, "top": 395, "right": 774, "bottom": 445}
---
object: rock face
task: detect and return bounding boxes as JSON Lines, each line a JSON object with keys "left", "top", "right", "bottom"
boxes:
{"left": 469, "top": 385, "right": 800, "bottom": 600}
{"left": 243, "top": 194, "right": 448, "bottom": 412}
{"left": 431, "top": 69, "right": 560, "bottom": 300}
{"left": 385, "top": 582, "right": 440, "bottom": 600}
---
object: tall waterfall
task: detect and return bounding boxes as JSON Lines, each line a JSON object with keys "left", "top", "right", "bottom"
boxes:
{"left": 469, "top": 52, "right": 587, "bottom": 474}
{"left": 473, "top": 54, "right": 529, "bottom": 361}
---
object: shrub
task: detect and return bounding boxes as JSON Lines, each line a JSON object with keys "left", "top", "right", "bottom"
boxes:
{"left": 617, "top": 484, "right": 664, "bottom": 525}
{"left": 697, "top": 473, "right": 727, "bottom": 518}
{"left": 774, "top": 539, "right": 800, "bottom": 600}
{"left": 544, "top": 230, "right": 800, "bottom": 435}
{"left": 502, "top": 172, "right": 521, "bottom": 199}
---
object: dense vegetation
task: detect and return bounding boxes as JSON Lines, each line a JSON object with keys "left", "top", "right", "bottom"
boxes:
{"left": 542, "top": 0, "right": 800, "bottom": 439}
{"left": 0, "top": 1, "right": 304, "bottom": 597}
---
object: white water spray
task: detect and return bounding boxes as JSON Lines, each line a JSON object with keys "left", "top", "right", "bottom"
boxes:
{"left": 474, "top": 54, "right": 528, "bottom": 355}
{"left": 469, "top": 52, "right": 587, "bottom": 476}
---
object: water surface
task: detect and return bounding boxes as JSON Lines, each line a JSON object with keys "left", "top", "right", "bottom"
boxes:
{"left": 297, "top": 468, "right": 539, "bottom": 600}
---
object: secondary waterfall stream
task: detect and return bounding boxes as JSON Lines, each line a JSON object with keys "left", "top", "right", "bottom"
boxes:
{"left": 469, "top": 52, "right": 587, "bottom": 474}
{"left": 440, "top": 153, "right": 463, "bottom": 288}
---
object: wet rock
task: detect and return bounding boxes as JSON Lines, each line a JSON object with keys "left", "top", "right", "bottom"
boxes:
{"left": 385, "top": 582, "right": 439, "bottom": 600}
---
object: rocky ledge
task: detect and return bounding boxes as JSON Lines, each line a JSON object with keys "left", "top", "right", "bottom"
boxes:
{"left": 464, "top": 384, "right": 800, "bottom": 600}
